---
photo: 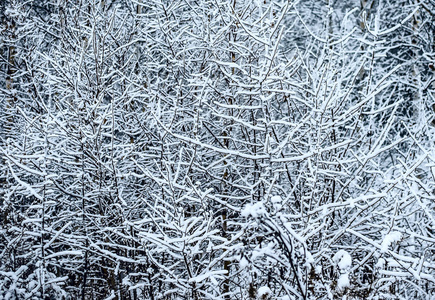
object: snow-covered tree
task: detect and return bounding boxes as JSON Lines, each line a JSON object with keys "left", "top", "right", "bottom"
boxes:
{"left": 1, "top": 0, "right": 434, "bottom": 299}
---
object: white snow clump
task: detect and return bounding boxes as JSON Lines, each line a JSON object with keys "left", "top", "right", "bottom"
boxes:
{"left": 381, "top": 231, "right": 402, "bottom": 253}
{"left": 241, "top": 202, "right": 266, "bottom": 218}
{"left": 239, "top": 257, "right": 249, "bottom": 269}
{"left": 333, "top": 250, "right": 352, "bottom": 271}
{"left": 337, "top": 273, "right": 350, "bottom": 290}
{"left": 375, "top": 257, "right": 386, "bottom": 269}
{"left": 333, "top": 250, "right": 352, "bottom": 291}
{"left": 257, "top": 286, "right": 272, "bottom": 298}
{"left": 271, "top": 195, "right": 282, "bottom": 210}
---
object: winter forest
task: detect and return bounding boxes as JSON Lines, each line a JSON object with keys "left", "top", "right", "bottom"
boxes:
{"left": 0, "top": 0, "right": 435, "bottom": 299}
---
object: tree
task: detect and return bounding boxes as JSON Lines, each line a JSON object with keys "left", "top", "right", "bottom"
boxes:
{"left": 1, "top": 0, "right": 434, "bottom": 299}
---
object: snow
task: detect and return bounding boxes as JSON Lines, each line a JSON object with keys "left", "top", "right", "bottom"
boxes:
{"left": 271, "top": 195, "right": 283, "bottom": 210}
{"left": 332, "top": 251, "right": 352, "bottom": 291}
{"left": 252, "top": 242, "right": 275, "bottom": 261}
{"left": 189, "top": 270, "right": 228, "bottom": 283}
{"left": 333, "top": 250, "right": 352, "bottom": 271}
{"left": 376, "top": 258, "right": 386, "bottom": 269}
{"left": 337, "top": 273, "right": 350, "bottom": 290}
{"left": 270, "top": 195, "right": 282, "bottom": 203}
{"left": 239, "top": 257, "right": 249, "bottom": 269}
{"left": 241, "top": 202, "right": 266, "bottom": 218}
{"left": 1, "top": 0, "right": 434, "bottom": 298}
{"left": 381, "top": 231, "right": 402, "bottom": 253}
{"left": 257, "top": 286, "right": 272, "bottom": 298}
{"left": 306, "top": 251, "right": 314, "bottom": 264}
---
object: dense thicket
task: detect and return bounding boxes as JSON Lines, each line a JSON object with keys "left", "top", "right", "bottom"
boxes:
{"left": 1, "top": 0, "right": 434, "bottom": 299}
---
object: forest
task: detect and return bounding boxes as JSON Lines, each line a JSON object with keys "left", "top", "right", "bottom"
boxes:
{"left": 0, "top": 0, "right": 434, "bottom": 299}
